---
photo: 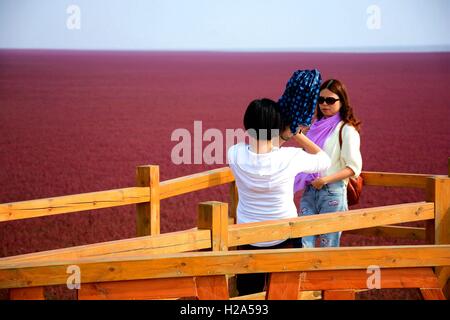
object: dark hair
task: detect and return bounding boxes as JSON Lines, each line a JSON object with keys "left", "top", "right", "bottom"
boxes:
{"left": 243, "top": 98, "right": 288, "bottom": 140}
{"left": 317, "top": 79, "right": 361, "bottom": 133}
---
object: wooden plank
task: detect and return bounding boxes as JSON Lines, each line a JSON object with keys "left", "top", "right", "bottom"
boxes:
{"left": 195, "top": 275, "right": 229, "bottom": 300}
{"left": 360, "top": 172, "right": 440, "bottom": 189}
{"left": 2, "top": 168, "right": 442, "bottom": 223}
{"left": 160, "top": 169, "right": 438, "bottom": 200}
{"left": 420, "top": 288, "right": 446, "bottom": 300}
{"left": 228, "top": 202, "right": 434, "bottom": 247}
{"left": 0, "top": 187, "right": 149, "bottom": 222}
{"left": 427, "top": 177, "right": 450, "bottom": 245}
{"left": 440, "top": 160, "right": 450, "bottom": 299}
{"left": 266, "top": 272, "right": 300, "bottom": 300}
{"left": 78, "top": 277, "right": 197, "bottom": 300}
{"left": 198, "top": 202, "right": 228, "bottom": 251}
{"left": 136, "top": 166, "right": 151, "bottom": 236}
{"left": 0, "top": 229, "right": 211, "bottom": 267}
{"left": 1, "top": 169, "right": 444, "bottom": 223}
{"left": 231, "top": 291, "right": 266, "bottom": 300}
{"left": 136, "top": 165, "right": 160, "bottom": 236}
{"left": 231, "top": 290, "right": 322, "bottom": 300}
{"left": 426, "top": 176, "right": 450, "bottom": 299}
{"left": 323, "top": 290, "right": 356, "bottom": 300}
{"left": 9, "top": 287, "right": 45, "bottom": 300}
{"left": 346, "top": 225, "right": 426, "bottom": 240}
{"left": 149, "top": 166, "right": 160, "bottom": 235}
{"left": 299, "top": 291, "right": 322, "bottom": 300}
{"left": 442, "top": 279, "right": 450, "bottom": 300}
{"left": 1, "top": 245, "right": 449, "bottom": 289}
{"left": 298, "top": 268, "right": 440, "bottom": 290}
{"left": 229, "top": 181, "right": 238, "bottom": 224}
{"left": 0, "top": 167, "right": 233, "bottom": 223}
{"left": 227, "top": 183, "right": 239, "bottom": 296}
{"left": 436, "top": 267, "right": 450, "bottom": 290}
{"left": 159, "top": 167, "right": 234, "bottom": 200}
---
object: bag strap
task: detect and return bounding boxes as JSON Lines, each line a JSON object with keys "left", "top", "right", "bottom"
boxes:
{"left": 338, "top": 122, "right": 345, "bottom": 149}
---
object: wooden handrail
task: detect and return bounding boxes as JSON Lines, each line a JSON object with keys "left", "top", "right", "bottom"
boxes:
{"left": 360, "top": 171, "right": 445, "bottom": 189}
{"left": 0, "top": 167, "right": 443, "bottom": 223}
{"left": 0, "top": 167, "right": 234, "bottom": 223}
{"left": 228, "top": 202, "right": 433, "bottom": 247}
{"left": 0, "top": 228, "right": 211, "bottom": 268}
{"left": 0, "top": 201, "right": 433, "bottom": 267}
{"left": 160, "top": 167, "right": 234, "bottom": 199}
{"left": 1, "top": 245, "right": 449, "bottom": 289}
{"left": 0, "top": 187, "right": 150, "bottom": 222}
{"left": 2, "top": 160, "right": 449, "bottom": 299}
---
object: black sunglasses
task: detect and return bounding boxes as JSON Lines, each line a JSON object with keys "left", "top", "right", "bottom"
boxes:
{"left": 318, "top": 96, "right": 340, "bottom": 105}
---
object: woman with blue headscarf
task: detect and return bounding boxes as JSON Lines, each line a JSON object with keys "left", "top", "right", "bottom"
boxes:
{"left": 281, "top": 78, "right": 363, "bottom": 248}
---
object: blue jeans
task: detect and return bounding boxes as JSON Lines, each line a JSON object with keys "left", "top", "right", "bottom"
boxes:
{"left": 299, "top": 181, "right": 348, "bottom": 248}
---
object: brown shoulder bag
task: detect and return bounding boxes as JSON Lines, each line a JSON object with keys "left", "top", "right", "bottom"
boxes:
{"left": 338, "top": 123, "right": 363, "bottom": 206}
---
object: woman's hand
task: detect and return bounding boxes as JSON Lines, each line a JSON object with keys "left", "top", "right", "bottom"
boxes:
{"left": 311, "top": 177, "right": 327, "bottom": 190}
{"left": 280, "top": 125, "right": 309, "bottom": 143}
{"left": 298, "top": 125, "right": 310, "bottom": 134}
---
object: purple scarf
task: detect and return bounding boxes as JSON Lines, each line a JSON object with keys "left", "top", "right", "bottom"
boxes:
{"left": 294, "top": 113, "right": 342, "bottom": 192}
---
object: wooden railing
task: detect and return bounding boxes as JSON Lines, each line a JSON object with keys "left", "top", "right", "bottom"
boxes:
{"left": 0, "top": 158, "right": 449, "bottom": 300}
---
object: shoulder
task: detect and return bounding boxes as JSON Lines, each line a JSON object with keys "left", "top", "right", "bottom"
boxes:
{"left": 341, "top": 123, "right": 360, "bottom": 138}
{"left": 227, "top": 143, "right": 246, "bottom": 159}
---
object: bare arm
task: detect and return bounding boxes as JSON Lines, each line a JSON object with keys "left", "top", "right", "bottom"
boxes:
{"left": 292, "top": 132, "right": 322, "bottom": 154}
{"left": 310, "top": 167, "right": 355, "bottom": 190}
{"left": 322, "top": 167, "right": 355, "bottom": 185}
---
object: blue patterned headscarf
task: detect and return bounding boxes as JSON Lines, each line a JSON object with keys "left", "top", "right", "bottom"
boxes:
{"left": 278, "top": 69, "right": 322, "bottom": 133}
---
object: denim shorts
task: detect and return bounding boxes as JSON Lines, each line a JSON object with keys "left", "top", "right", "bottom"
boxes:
{"left": 299, "top": 180, "right": 348, "bottom": 247}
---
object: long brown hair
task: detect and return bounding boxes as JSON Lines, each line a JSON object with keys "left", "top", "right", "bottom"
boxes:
{"left": 317, "top": 79, "right": 361, "bottom": 133}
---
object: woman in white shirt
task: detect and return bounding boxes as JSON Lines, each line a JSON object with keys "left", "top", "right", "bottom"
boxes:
{"left": 295, "top": 79, "right": 363, "bottom": 248}
{"left": 227, "top": 98, "right": 330, "bottom": 295}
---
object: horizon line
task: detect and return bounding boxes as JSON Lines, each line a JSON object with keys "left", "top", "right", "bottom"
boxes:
{"left": 1, "top": 45, "right": 450, "bottom": 54}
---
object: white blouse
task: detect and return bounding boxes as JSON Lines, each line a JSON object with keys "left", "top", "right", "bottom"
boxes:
{"left": 227, "top": 143, "right": 331, "bottom": 246}
{"left": 321, "top": 121, "right": 362, "bottom": 185}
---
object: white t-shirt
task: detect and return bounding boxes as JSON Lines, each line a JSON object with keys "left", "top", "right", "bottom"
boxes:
{"left": 321, "top": 121, "right": 362, "bottom": 185}
{"left": 227, "top": 143, "right": 331, "bottom": 247}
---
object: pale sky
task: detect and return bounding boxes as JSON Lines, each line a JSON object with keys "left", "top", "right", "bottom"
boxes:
{"left": 1, "top": 0, "right": 449, "bottom": 51}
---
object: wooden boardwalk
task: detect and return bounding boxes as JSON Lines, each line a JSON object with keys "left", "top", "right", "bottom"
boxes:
{"left": 1, "top": 160, "right": 449, "bottom": 300}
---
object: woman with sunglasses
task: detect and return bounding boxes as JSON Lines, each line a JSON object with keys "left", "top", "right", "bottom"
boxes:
{"left": 294, "top": 79, "right": 362, "bottom": 247}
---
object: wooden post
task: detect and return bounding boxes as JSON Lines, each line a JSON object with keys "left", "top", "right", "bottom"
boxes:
{"left": 196, "top": 275, "right": 229, "bottom": 300}
{"left": 78, "top": 278, "right": 198, "bottom": 300}
{"left": 426, "top": 170, "right": 450, "bottom": 299}
{"left": 136, "top": 165, "right": 160, "bottom": 236}
{"left": 228, "top": 183, "right": 239, "bottom": 297}
{"left": 266, "top": 272, "right": 301, "bottom": 300}
{"left": 198, "top": 201, "right": 228, "bottom": 251}
{"left": 420, "top": 288, "right": 446, "bottom": 300}
{"left": 229, "top": 182, "right": 238, "bottom": 225}
{"left": 198, "top": 201, "right": 231, "bottom": 298}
